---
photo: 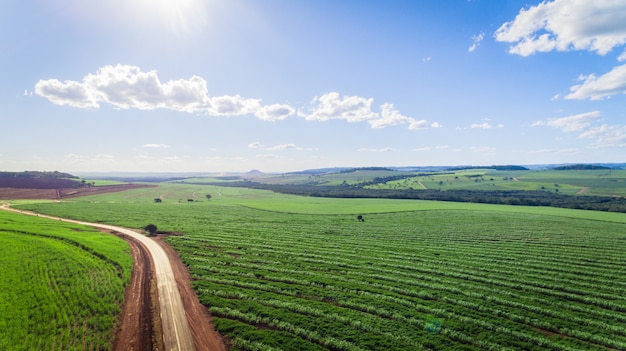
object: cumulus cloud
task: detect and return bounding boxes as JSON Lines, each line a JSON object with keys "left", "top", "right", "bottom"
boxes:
{"left": 565, "top": 64, "right": 626, "bottom": 100}
{"left": 495, "top": 0, "right": 626, "bottom": 56}
{"left": 531, "top": 111, "right": 601, "bottom": 132}
{"left": 300, "top": 93, "right": 436, "bottom": 130}
{"left": 299, "top": 92, "right": 377, "bottom": 122}
{"left": 370, "top": 103, "right": 429, "bottom": 130}
{"left": 255, "top": 104, "right": 296, "bottom": 121}
{"left": 36, "top": 65, "right": 435, "bottom": 130}
{"left": 35, "top": 64, "right": 295, "bottom": 121}
{"left": 532, "top": 110, "right": 626, "bottom": 147}
{"left": 468, "top": 32, "right": 485, "bottom": 52}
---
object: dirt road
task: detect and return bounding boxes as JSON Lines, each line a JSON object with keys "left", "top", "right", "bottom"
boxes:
{"left": 96, "top": 223, "right": 196, "bottom": 351}
{"left": 0, "top": 204, "right": 195, "bottom": 351}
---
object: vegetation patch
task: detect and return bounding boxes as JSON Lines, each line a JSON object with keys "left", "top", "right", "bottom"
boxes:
{"left": 0, "top": 210, "right": 132, "bottom": 351}
{"left": 15, "top": 184, "right": 626, "bottom": 350}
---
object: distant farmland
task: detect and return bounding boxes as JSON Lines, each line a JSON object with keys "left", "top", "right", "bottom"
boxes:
{"left": 16, "top": 183, "right": 626, "bottom": 351}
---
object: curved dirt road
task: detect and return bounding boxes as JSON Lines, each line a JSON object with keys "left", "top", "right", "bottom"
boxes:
{"left": 0, "top": 204, "right": 195, "bottom": 351}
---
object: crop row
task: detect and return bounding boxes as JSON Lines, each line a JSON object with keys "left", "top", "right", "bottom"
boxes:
{"left": 0, "top": 211, "right": 131, "bottom": 351}
{"left": 16, "top": 189, "right": 626, "bottom": 350}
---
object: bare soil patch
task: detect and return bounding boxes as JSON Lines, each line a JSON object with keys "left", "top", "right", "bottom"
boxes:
{"left": 0, "top": 188, "right": 60, "bottom": 199}
{"left": 111, "top": 232, "right": 156, "bottom": 351}
{"left": 111, "top": 228, "right": 227, "bottom": 351}
{"left": 0, "top": 184, "right": 155, "bottom": 200}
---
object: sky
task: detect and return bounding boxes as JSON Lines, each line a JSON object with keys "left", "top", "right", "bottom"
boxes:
{"left": 2, "top": 0, "right": 626, "bottom": 173}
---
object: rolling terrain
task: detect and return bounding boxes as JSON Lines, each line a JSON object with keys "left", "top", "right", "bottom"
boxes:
{"left": 12, "top": 182, "right": 626, "bottom": 350}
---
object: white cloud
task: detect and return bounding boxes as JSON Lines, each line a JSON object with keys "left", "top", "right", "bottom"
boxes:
{"left": 35, "top": 64, "right": 295, "bottom": 121}
{"left": 468, "top": 32, "right": 484, "bottom": 52}
{"left": 413, "top": 147, "right": 432, "bottom": 152}
{"left": 255, "top": 154, "right": 279, "bottom": 159}
{"left": 565, "top": 64, "right": 626, "bottom": 100}
{"left": 413, "top": 145, "right": 448, "bottom": 152}
{"left": 95, "top": 153, "right": 115, "bottom": 160}
{"left": 430, "top": 122, "right": 443, "bottom": 128}
{"left": 266, "top": 144, "right": 297, "bottom": 151}
{"left": 299, "top": 92, "right": 378, "bottom": 123}
{"left": 249, "top": 142, "right": 316, "bottom": 151}
{"left": 579, "top": 124, "right": 626, "bottom": 148}
{"left": 266, "top": 143, "right": 317, "bottom": 151}
{"left": 254, "top": 104, "right": 296, "bottom": 121}
{"left": 495, "top": 0, "right": 626, "bottom": 56}
{"left": 531, "top": 111, "right": 601, "bottom": 132}
{"left": 369, "top": 103, "right": 428, "bottom": 130}
{"left": 533, "top": 110, "right": 626, "bottom": 147}
{"left": 619, "top": 50, "right": 626, "bottom": 62}
{"left": 358, "top": 148, "right": 393, "bottom": 152}
{"left": 471, "top": 122, "right": 492, "bottom": 129}
{"left": 35, "top": 79, "right": 99, "bottom": 108}
{"left": 36, "top": 65, "right": 433, "bottom": 129}
{"left": 299, "top": 93, "right": 436, "bottom": 130}
{"left": 143, "top": 143, "right": 170, "bottom": 148}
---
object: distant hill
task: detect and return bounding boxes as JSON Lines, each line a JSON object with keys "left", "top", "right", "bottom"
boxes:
{"left": 551, "top": 164, "right": 612, "bottom": 171}
{"left": 0, "top": 171, "right": 81, "bottom": 189}
{"left": 447, "top": 165, "right": 529, "bottom": 171}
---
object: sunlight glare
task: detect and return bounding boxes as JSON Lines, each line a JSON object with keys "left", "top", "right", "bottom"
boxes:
{"left": 128, "top": 0, "right": 210, "bottom": 36}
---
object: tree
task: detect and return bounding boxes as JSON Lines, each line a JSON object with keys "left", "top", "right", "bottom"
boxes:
{"left": 145, "top": 224, "right": 158, "bottom": 236}
{"left": 206, "top": 194, "right": 212, "bottom": 200}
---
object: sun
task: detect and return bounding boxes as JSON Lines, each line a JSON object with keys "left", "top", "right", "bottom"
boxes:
{"left": 121, "top": 0, "right": 211, "bottom": 37}
{"left": 54, "top": 0, "right": 212, "bottom": 38}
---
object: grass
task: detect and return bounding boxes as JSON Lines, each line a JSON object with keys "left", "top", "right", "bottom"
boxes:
{"left": 0, "top": 209, "right": 132, "bottom": 351}
{"left": 13, "top": 183, "right": 626, "bottom": 350}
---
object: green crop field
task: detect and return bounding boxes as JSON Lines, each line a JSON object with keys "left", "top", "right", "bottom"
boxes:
{"left": 362, "top": 169, "right": 626, "bottom": 196}
{"left": 228, "top": 168, "right": 626, "bottom": 198}
{"left": 0, "top": 209, "right": 132, "bottom": 351}
{"left": 14, "top": 183, "right": 626, "bottom": 350}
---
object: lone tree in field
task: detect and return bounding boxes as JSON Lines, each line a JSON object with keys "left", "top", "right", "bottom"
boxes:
{"left": 145, "top": 224, "right": 158, "bottom": 236}
{"left": 206, "top": 194, "right": 212, "bottom": 200}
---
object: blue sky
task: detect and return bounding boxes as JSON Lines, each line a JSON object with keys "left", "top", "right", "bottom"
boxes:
{"left": 2, "top": 0, "right": 626, "bottom": 173}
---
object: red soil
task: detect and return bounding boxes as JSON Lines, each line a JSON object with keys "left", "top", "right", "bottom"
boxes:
{"left": 111, "top": 231, "right": 228, "bottom": 351}
{"left": 0, "top": 184, "right": 155, "bottom": 200}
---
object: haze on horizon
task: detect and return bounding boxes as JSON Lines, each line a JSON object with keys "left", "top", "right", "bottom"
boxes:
{"left": 2, "top": 0, "right": 626, "bottom": 173}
